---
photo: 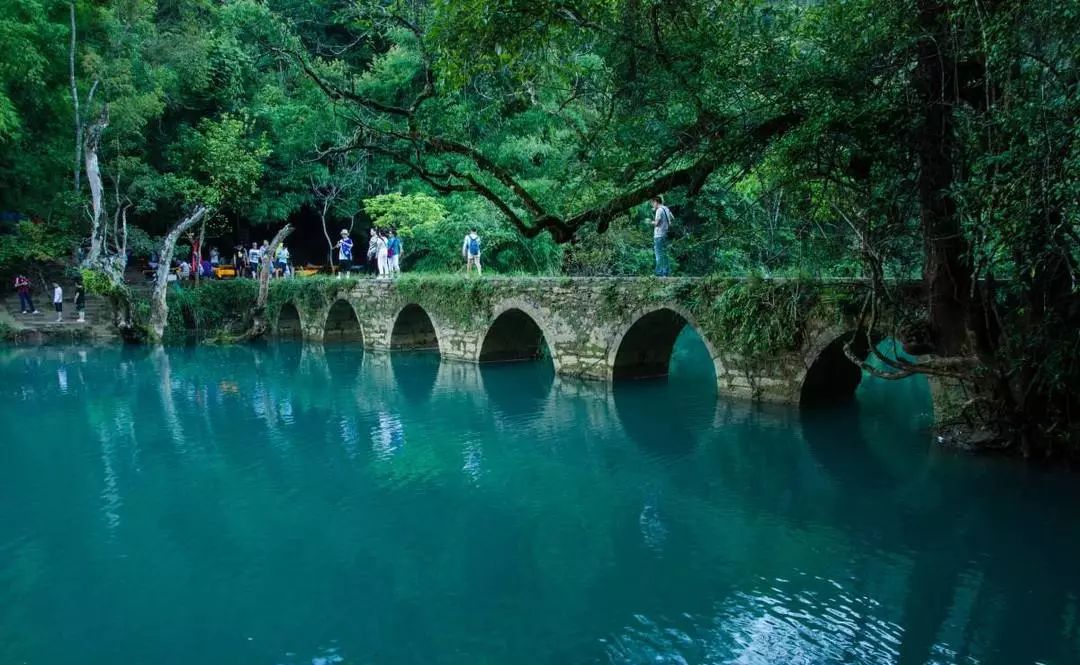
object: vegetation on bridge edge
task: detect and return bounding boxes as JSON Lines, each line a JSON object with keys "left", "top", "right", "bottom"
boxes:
{"left": 83, "top": 273, "right": 869, "bottom": 372}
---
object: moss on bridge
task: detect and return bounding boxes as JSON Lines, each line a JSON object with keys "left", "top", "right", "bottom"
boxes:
{"left": 283, "top": 275, "right": 866, "bottom": 360}
{"left": 81, "top": 274, "right": 878, "bottom": 375}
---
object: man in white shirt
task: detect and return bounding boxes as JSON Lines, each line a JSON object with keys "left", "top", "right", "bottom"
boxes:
{"left": 649, "top": 196, "right": 673, "bottom": 276}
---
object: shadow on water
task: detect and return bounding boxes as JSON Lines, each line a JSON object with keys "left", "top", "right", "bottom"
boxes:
{"left": 800, "top": 339, "right": 942, "bottom": 503}
{"left": 799, "top": 404, "right": 897, "bottom": 494}
{"left": 613, "top": 378, "right": 700, "bottom": 458}
{"left": 271, "top": 341, "right": 303, "bottom": 374}
{"left": 390, "top": 350, "right": 441, "bottom": 405}
{"left": 479, "top": 355, "right": 555, "bottom": 421}
{"left": 322, "top": 343, "right": 363, "bottom": 384}
{"left": 613, "top": 327, "right": 717, "bottom": 459}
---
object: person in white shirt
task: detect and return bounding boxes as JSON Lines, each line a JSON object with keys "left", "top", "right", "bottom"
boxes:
{"left": 649, "top": 196, "right": 673, "bottom": 276}
{"left": 275, "top": 244, "right": 290, "bottom": 278}
{"left": 52, "top": 282, "right": 63, "bottom": 322}
{"left": 247, "top": 242, "right": 261, "bottom": 278}
{"left": 462, "top": 229, "right": 482, "bottom": 276}
{"left": 375, "top": 229, "right": 389, "bottom": 277}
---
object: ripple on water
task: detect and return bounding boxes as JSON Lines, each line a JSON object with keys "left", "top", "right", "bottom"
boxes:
{"left": 602, "top": 575, "right": 909, "bottom": 665}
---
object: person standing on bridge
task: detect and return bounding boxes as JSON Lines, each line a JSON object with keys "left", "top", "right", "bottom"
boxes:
{"left": 387, "top": 229, "right": 402, "bottom": 276}
{"left": 462, "top": 228, "right": 482, "bottom": 276}
{"left": 649, "top": 196, "right": 673, "bottom": 277}
{"left": 374, "top": 228, "right": 390, "bottom": 278}
{"left": 366, "top": 228, "right": 378, "bottom": 275}
{"left": 335, "top": 229, "right": 354, "bottom": 278}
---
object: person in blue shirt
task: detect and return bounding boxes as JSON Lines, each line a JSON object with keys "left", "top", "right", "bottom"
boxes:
{"left": 334, "top": 229, "right": 354, "bottom": 278}
{"left": 387, "top": 229, "right": 403, "bottom": 276}
{"left": 462, "top": 228, "right": 482, "bottom": 276}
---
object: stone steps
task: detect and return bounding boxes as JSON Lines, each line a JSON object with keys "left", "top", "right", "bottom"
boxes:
{"left": 1, "top": 293, "right": 119, "bottom": 343}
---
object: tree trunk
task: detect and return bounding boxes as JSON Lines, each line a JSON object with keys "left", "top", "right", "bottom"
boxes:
{"left": 149, "top": 206, "right": 209, "bottom": 343}
{"left": 913, "top": 1, "right": 976, "bottom": 359}
{"left": 69, "top": 1, "right": 81, "bottom": 192}
{"left": 194, "top": 217, "right": 206, "bottom": 284}
{"left": 83, "top": 106, "right": 109, "bottom": 267}
{"left": 320, "top": 202, "right": 335, "bottom": 268}
{"left": 236, "top": 225, "right": 293, "bottom": 341}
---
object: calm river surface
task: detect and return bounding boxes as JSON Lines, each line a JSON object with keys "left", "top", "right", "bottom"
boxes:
{"left": 1, "top": 334, "right": 1078, "bottom": 665}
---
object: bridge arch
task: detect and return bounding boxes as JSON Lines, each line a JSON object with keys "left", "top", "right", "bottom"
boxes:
{"left": 608, "top": 305, "right": 722, "bottom": 382}
{"left": 275, "top": 302, "right": 304, "bottom": 338}
{"left": 479, "top": 300, "right": 557, "bottom": 368}
{"left": 323, "top": 299, "right": 364, "bottom": 343}
{"left": 389, "top": 303, "right": 441, "bottom": 352}
{"left": 799, "top": 326, "right": 881, "bottom": 406}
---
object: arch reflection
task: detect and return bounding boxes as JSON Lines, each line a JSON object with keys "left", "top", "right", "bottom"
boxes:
{"left": 480, "top": 359, "right": 554, "bottom": 421}
{"left": 390, "top": 351, "right": 440, "bottom": 405}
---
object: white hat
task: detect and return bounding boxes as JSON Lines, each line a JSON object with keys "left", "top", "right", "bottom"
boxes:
{"left": 340, "top": 229, "right": 349, "bottom": 236}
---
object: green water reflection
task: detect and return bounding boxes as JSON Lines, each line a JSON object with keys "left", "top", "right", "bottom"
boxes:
{"left": 0, "top": 332, "right": 1078, "bottom": 664}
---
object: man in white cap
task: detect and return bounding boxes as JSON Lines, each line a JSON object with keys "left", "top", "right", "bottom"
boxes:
{"left": 334, "top": 229, "right": 354, "bottom": 278}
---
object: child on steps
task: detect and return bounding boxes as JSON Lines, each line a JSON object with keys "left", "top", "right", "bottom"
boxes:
{"left": 52, "top": 282, "right": 63, "bottom": 323}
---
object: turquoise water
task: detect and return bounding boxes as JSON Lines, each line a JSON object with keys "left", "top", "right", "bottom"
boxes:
{"left": 1, "top": 334, "right": 1079, "bottom": 664}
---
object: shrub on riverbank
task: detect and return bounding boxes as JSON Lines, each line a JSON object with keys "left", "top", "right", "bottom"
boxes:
{"left": 163, "top": 280, "right": 260, "bottom": 344}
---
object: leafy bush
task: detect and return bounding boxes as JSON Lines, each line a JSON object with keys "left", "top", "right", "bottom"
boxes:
{"left": 563, "top": 215, "right": 656, "bottom": 276}
{"left": 365, "top": 192, "right": 562, "bottom": 274}
{"left": 0, "top": 219, "right": 78, "bottom": 274}
{"left": 163, "top": 279, "right": 259, "bottom": 343}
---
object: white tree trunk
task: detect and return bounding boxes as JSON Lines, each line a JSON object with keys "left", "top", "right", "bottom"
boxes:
{"left": 149, "top": 206, "right": 209, "bottom": 343}
{"left": 69, "top": 1, "right": 81, "bottom": 191}
{"left": 83, "top": 106, "right": 108, "bottom": 267}
{"left": 193, "top": 217, "right": 206, "bottom": 284}
{"left": 119, "top": 204, "right": 129, "bottom": 261}
{"left": 237, "top": 225, "right": 293, "bottom": 341}
{"left": 320, "top": 204, "right": 335, "bottom": 268}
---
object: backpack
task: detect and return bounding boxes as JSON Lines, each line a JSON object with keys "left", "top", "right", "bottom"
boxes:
{"left": 468, "top": 236, "right": 480, "bottom": 256}
{"left": 660, "top": 206, "right": 674, "bottom": 231}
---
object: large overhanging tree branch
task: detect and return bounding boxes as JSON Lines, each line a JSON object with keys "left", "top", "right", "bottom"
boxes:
{"left": 288, "top": 46, "right": 803, "bottom": 242}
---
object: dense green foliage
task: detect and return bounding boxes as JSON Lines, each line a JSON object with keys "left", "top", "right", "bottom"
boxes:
{"left": 364, "top": 193, "right": 562, "bottom": 273}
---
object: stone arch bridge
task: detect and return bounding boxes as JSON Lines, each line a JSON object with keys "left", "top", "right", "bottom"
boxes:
{"left": 270, "top": 277, "right": 930, "bottom": 411}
